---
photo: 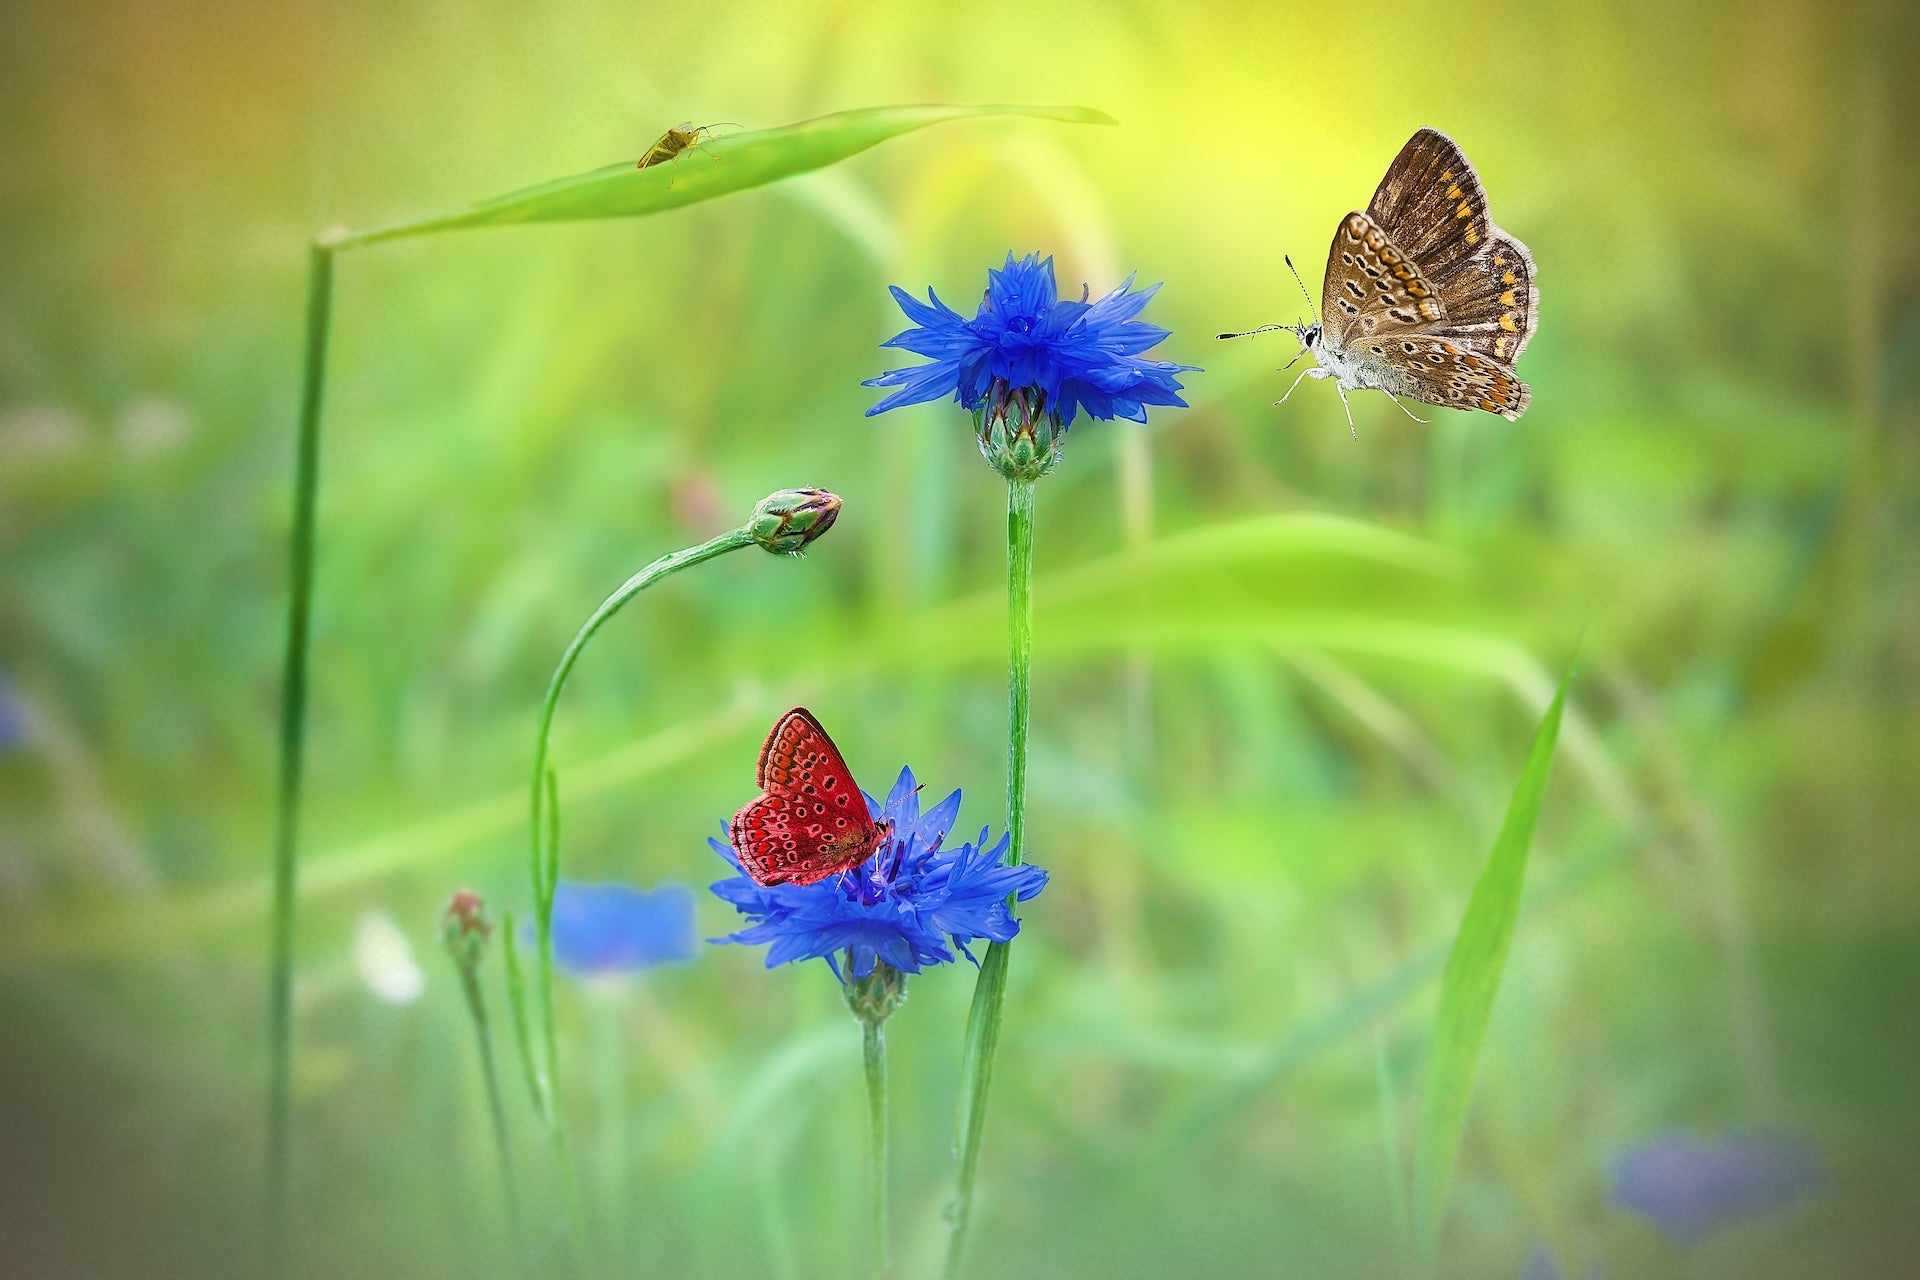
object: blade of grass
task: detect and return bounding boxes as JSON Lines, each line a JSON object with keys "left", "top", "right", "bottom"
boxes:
{"left": 264, "top": 241, "right": 334, "bottom": 1270}
{"left": 1411, "top": 658, "right": 1575, "bottom": 1273}
{"left": 327, "top": 103, "right": 1115, "bottom": 248}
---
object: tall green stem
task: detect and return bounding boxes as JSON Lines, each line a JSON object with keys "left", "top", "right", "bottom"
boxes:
{"left": 266, "top": 241, "right": 335, "bottom": 1262}
{"left": 457, "top": 965, "right": 530, "bottom": 1274}
{"left": 864, "top": 1020, "right": 891, "bottom": 1280}
{"left": 524, "top": 530, "right": 753, "bottom": 1126}
{"left": 943, "top": 476, "right": 1035, "bottom": 1280}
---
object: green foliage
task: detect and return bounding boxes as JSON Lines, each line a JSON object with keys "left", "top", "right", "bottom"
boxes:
{"left": 1412, "top": 661, "right": 1572, "bottom": 1269}
{"left": 330, "top": 104, "right": 1115, "bottom": 246}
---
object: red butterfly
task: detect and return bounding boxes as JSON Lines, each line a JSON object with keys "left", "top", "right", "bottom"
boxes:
{"left": 731, "top": 707, "right": 894, "bottom": 887}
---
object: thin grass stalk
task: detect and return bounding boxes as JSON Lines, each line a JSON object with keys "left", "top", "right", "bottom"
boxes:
{"left": 942, "top": 475, "right": 1035, "bottom": 1280}
{"left": 864, "top": 1020, "right": 891, "bottom": 1279}
{"left": 501, "top": 908, "right": 545, "bottom": 1113}
{"left": 456, "top": 961, "right": 530, "bottom": 1274}
{"left": 265, "top": 241, "right": 335, "bottom": 1264}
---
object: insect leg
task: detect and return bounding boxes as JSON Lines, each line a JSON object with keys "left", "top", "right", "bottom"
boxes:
{"left": 1335, "top": 383, "right": 1358, "bottom": 440}
{"left": 1272, "top": 363, "right": 1316, "bottom": 408}
{"left": 1382, "top": 390, "right": 1429, "bottom": 425}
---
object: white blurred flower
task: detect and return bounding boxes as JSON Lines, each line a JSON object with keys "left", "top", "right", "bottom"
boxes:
{"left": 354, "top": 910, "right": 425, "bottom": 1005}
{"left": 115, "top": 396, "right": 191, "bottom": 455}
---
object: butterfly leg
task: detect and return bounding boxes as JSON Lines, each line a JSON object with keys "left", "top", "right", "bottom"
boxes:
{"left": 1335, "top": 383, "right": 1358, "bottom": 441}
{"left": 1272, "top": 363, "right": 1318, "bottom": 408}
{"left": 1383, "top": 390, "right": 1429, "bottom": 425}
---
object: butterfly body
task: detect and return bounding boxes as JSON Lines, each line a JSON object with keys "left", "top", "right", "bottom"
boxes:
{"left": 1224, "top": 128, "right": 1537, "bottom": 432}
{"left": 731, "top": 707, "right": 892, "bottom": 887}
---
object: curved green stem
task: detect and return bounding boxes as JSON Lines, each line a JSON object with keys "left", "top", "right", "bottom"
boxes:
{"left": 864, "top": 1020, "right": 891, "bottom": 1279}
{"left": 266, "top": 241, "right": 335, "bottom": 1266}
{"left": 523, "top": 528, "right": 753, "bottom": 1125}
{"left": 943, "top": 476, "right": 1035, "bottom": 1280}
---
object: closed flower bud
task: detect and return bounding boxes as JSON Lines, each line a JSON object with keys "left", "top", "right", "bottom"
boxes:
{"left": 976, "top": 382, "right": 1066, "bottom": 482}
{"left": 440, "top": 888, "right": 492, "bottom": 971}
{"left": 749, "top": 488, "right": 841, "bottom": 556}
{"left": 843, "top": 959, "right": 909, "bottom": 1027}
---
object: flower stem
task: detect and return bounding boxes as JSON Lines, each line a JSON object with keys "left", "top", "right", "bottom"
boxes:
{"left": 456, "top": 963, "right": 530, "bottom": 1275}
{"left": 864, "top": 1019, "right": 891, "bottom": 1280}
{"left": 265, "top": 240, "right": 335, "bottom": 1267}
{"left": 523, "top": 528, "right": 754, "bottom": 1128}
{"left": 943, "top": 475, "right": 1036, "bottom": 1280}
{"left": 500, "top": 908, "right": 545, "bottom": 1113}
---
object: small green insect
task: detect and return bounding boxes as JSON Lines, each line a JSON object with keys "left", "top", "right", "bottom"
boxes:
{"left": 636, "top": 121, "right": 738, "bottom": 187}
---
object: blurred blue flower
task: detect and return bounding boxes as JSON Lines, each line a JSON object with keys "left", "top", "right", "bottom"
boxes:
{"left": 1519, "top": 1244, "right": 1603, "bottom": 1280}
{"left": 1610, "top": 1130, "right": 1820, "bottom": 1244}
{"left": 864, "top": 252, "right": 1197, "bottom": 427}
{"left": 548, "top": 880, "right": 697, "bottom": 975}
{"left": 708, "top": 766, "right": 1048, "bottom": 980}
{"left": 0, "top": 675, "right": 24, "bottom": 753}
{"left": 1519, "top": 1244, "right": 1561, "bottom": 1280}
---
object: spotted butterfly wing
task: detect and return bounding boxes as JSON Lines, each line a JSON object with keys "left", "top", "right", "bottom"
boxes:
{"left": 1368, "top": 129, "right": 1539, "bottom": 368}
{"left": 730, "top": 707, "right": 891, "bottom": 887}
{"left": 1318, "top": 210, "right": 1449, "bottom": 351}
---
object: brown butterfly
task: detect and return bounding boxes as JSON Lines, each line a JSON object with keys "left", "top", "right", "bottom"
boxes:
{"left": 1220, "top": 128, "right": 1538, "bottom": 435}
{"left": 636, "top": 121, "right": 738, "bottom": 187}
{"left": 730, "top": 708, "right": 893, "bottom": 887}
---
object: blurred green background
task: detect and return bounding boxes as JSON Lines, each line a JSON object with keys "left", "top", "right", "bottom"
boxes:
{"left": 3, "top": 0, "right": 1917, "bottom": 1276}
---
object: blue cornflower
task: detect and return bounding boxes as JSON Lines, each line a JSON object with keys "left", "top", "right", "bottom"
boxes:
{"left": 1610, "top": 1130, "right": 1820, "bottom": 1244}
{"left": 547, "top": 880, "right": 698, "bottom": 975}
{"left": 864, "top": 252, "right": 1197, "bottom": 436}
{"left": 708, "top": 766, "right": 1047, "bottom": 981}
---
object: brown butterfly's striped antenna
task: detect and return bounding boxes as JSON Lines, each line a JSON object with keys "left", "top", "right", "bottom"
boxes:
{"left": 1215, "top": 323, "right": 1291, "bottom": 341}
{"left": 1284, "top": 254, "right": 1318, "bottom": 324}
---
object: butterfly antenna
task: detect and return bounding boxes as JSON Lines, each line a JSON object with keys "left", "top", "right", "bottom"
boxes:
{"left": 1285, "top": 254, "right": 1318, "bottom": 325}
{"left": 1216, "top": 323, "right": 1291, "bottom": 341}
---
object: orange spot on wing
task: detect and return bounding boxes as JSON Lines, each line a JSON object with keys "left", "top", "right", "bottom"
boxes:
{"left": 1477, "top": 398, "right": 1499, "bottom": 413}
{"left": 1464, "top": 227, "right": 1479, "bottom": 245}
{"left": 1455, "top": 201, "right": 1472, "bottom": 218}
{"left": 1447, "top": 183, "right": 1463, "bottom": 199}
{"left": 1499, "top": 289, "right": 1518, "bottom": 306}
{"left": 1499, "top": 314, "right": 1519, "bottom": 332}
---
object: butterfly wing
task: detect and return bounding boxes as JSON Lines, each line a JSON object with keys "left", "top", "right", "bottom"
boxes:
{"left": 731, "top": 707, "right": 884, "bottom": 886}
{"left": 1366, "top": 127, "right": 1497, "bottom": 286}
{"left": 1369, "top": 334, "right": 1531, "bottom": 422}
{"left": 1368, "top": 127, "right": 1539, "bottom": 366}
{"left": 1319, "top": 211, "right": 1449, "bottom": 351}
{"left": 1427, "top": 234, "right": 1538, "bottom": 366}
